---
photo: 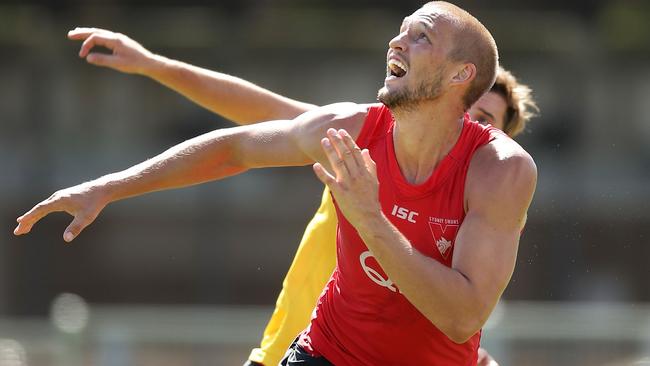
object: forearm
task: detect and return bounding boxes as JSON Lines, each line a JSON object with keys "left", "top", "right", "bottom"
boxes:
{"left": 97, "top": 129, "right": 246, "bottom": 204}
{"left": 356, "top": 214, "right": 487, "bottom": 343}
{"left": 144, "top": 55, "right": 316, "bottom": 124}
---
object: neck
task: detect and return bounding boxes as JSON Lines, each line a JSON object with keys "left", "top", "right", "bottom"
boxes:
{"left": 390, "top": 101, "right": 464, "bottom": 185}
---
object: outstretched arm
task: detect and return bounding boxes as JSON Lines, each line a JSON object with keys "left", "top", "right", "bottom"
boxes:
{"left": 68, "top": 28, "right": 317, "bottom": 124}
{"left": 14, "top": 103, "right": 368, "bottom": 242}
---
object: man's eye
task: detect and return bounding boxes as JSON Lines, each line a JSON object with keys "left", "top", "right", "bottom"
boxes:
{"left": 418, "top": 33, "right": 428, "bottom": 41}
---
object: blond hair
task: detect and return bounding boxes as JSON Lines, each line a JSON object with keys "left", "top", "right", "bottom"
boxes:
{"left": 491, "top": 66, "right": 539, "bottom": 137}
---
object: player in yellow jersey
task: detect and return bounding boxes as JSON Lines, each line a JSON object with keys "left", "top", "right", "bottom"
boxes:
{"left": 66, "top": 27, "right": 537, "bottom": 366}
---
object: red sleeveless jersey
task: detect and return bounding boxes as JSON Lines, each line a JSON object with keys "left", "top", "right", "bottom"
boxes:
{"left": 299, "top": 104, "right": 503, "bottom": 365}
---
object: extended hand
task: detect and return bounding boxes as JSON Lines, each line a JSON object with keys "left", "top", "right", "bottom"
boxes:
{"left": 14, "top": 183, "right": 110, "bottom": 242}
{"left": 68, "top": 27, "right": 154, "bottom": 75}
{"left": 313, "top": 128, "right": 381, "bottom": 226}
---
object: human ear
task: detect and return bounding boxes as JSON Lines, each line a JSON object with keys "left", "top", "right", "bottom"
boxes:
{"left": 451, "top": 63, "right": 476, "bottom": 83}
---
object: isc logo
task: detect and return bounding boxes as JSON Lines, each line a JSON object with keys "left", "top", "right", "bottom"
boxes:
{"left": 391, "top": 204, "right": 418, "bottom": 223}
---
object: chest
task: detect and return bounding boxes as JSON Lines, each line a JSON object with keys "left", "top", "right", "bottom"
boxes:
{"left": 366, "top": 135, "right": 468, "bottom": 264}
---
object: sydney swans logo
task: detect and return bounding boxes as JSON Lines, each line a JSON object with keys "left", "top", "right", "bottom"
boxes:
{"left": 428, "top": 217, "right": 460, "bottom": 260}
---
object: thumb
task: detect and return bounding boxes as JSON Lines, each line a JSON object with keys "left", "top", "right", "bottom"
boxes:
{"left": 86, "top": 52, "right": 116, "bottom": 68}
{"left": 313, "top": 162, "right": 335, "bottom": 187}
{"left": 63, "top": 213, "right": 95, "bottom": 243}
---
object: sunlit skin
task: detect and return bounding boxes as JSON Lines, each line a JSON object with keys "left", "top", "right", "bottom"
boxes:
{"left": 16, "top": 13, "right": 518, "bottom": 364}
{"left": 378, "top": 5, "right": 509, "bottom": 139}
{"left": 379, "top": 11, "right": 461, "bottom": 112}
{"left": 377, "top": 10, "right": 481, "bottom": 190}
{"left": 469, "top": 91, "right": 508, "bottom": 131}
{"left": 467, "top": 90, "right": 513, "bottom": 366}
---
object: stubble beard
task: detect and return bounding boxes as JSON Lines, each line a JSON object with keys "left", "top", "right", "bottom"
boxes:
{"left": 377, "top": 71, "right": 444, "bottom": 112}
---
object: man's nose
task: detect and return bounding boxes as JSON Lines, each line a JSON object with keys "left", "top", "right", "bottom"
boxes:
{"left": 388, "top": 31, "right": 408, "bottom": 52}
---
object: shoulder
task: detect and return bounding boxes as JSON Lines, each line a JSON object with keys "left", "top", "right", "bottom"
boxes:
{"left": 470, "top": 135, "right": 537, "bottom": 180}
{"left": 291, "top": 102, "right": 376, "bottom": 161}
{"left": 298, "top": 102, "right": 373, "bottom": 119}
{"left": 465, "top": 136, "right": 537, "bottom": 228}
{"left": 292, "top": 102, "right": 376, "bottom": 144}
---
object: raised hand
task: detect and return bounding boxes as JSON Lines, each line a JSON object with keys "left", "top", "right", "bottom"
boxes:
{"left": 312, "top": 128, "right": 381, "bottom": 227}
{"left": 14, "top": 182, "right": 110, "bottom": 242}
{"left": 67, "top": 27, "right": 155, "bottom": 75}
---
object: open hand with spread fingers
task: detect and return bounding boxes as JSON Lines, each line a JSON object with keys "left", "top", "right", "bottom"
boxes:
{"left": 13, "top": 182, "right": 110, "bottom": 243}
{"left": 312, "top": 128, "right": 381, "bottom": 227}
{"left": 67, "top": 27, "right": 155, "bottom": 75}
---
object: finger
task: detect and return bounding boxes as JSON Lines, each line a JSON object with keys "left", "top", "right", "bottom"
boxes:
{"left": 68, "top": 30, "right": 91, "bottom": 41}
{"left": 325, "top": 129, "right": 355, "bottom": 177}
{"left": 79, "top": 34, "right": 117, "bottom": 58}
{"left": 13, "top": 200, "right": 59, "bottom": 235}
{"left": 338, "top": 129, "right": 364, "bottom": 175}
{"left": 313, "top": 162, "right": 336, "bottom": 188}
{"left": 67, "top": 27, "right": 111, "bottom": 40}
{"left": 361, "top": 149, "right": 377, "bottom": 176}
{"left": 326, "top": 129, "right": 353, "bottom": 170}
{"left": 321, "top": 135, "right": 349, "bottom": 181}
{"left": 86, "top": 52, "right": 117, "bottom": 67}
{"left": 63, "top": 212, "right": 95, "bottom": 243}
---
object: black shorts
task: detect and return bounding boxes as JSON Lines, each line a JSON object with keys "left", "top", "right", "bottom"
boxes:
{"left": 279, "top": 340, "right": 334, "bottom": 366}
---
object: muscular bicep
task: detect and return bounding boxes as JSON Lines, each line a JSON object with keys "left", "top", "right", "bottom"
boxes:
{"left": 233, "top": 102, "right": 369, "bottom": 169}
{"left": 452, "top": 210, "right": 521, "bottom": 308}
{"left": 452, "top": 140, "right": 537, "bottom": 318}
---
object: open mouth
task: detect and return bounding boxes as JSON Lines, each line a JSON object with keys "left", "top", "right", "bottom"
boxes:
{"left": 387, "top": 59, "right": 408, "bottom": 78}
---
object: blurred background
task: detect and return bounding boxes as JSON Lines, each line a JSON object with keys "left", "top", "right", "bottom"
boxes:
{"left": 2, "top": 0, "right": 650, "bottom": 365}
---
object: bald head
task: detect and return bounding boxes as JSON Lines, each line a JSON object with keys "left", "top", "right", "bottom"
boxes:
{"left": 422, "top": 2, "right": 499, "bottom": 110}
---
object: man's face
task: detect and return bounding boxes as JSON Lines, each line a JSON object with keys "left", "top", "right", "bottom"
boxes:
{"left": 468, "top": 91, "right": 508, "bottom": 131}
{"left": 377, "top": 7, "right": 455, "bottom": 110}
